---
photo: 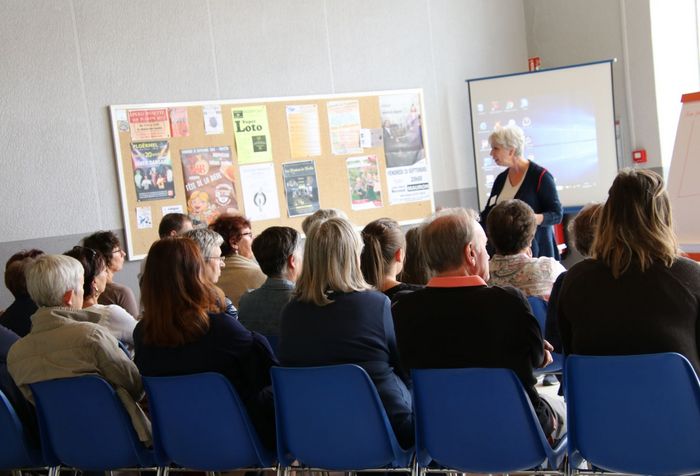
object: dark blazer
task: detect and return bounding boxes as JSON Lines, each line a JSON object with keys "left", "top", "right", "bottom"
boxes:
{"left": 279, "top": 290, "right": 414, "bottom": 448}
{"left": 133, "top": 310, "right": 278, "bottom": 448}
{"left": 0, "top": 295, "right": 37, "bottom": 337}
{"left": 238, "top": 278, "right": 295, "bottom": 336}
{"left": 480, "top": 161, "right": 563, "bottom": 259}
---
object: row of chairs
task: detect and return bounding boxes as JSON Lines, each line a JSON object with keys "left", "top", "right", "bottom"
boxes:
{"left": 3, "top": 352, "right": 700, "bottom": 476}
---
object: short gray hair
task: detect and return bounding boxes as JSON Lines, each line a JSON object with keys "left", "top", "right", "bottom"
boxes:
{"left": 26, "top": 255, "right": 83, "bottom": 307}
{"left": 422, "top": 208, "right": 479, "bottom": 273}
{"left": 183, "top": 228, "right": 224, "bottom": 258}
{"left": 489, "top": 125, "right": 526, "bottom": 157}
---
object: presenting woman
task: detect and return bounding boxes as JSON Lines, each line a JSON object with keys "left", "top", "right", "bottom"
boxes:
{"left": 279, "top": 217, "right": 414, "bottom": 448}
{"left": 134, "top": 237, "right": 277, "bottom": 448}
{"left": 558, "top": 169, "right": 700, "bottom": 375}
{"left": 209, "top": 214, "right": 266, "bottom": 307}
{"left": 480, "top": 125, "right": 563, "bottom": 259}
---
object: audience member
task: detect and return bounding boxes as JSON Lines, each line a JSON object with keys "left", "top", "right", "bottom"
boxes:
{"left": 1, "top": 249, "right": 44, "bottom": 336}
{"left": 0, "top": 325, "right": 38, "bottom": 445}
{"left": 361, "top": 218, "right": 423, "bottom": 303}
{"left": 238, "top": 227, "right": 301, "bottom": 335}
{"left": 558, "top": 169, "right": 700, "bottom": 374}
{"left": 210, "top": 214, "right": 266, "bottom": 307}
{"left": 397, "top": 225, "right": 431, "bottom": 285}
{"left": 158, "top": 213, "right": 193, "bottom": 238}
{"left": 183, "top": 228, "right": 237, "bottom": 316}
{"left": 82, "top": 231, "right": 139, "bottom": 318}
{"left": 487, "top": 199, "right": 565, "bottom": 298}
{"left": 300, "top": 208, "right": 348, "bottom": 235}
{"left": 7, "top": 255, "right": 150, "bottom": 445}
{"left": 545, "top": 203, "right": 601, "bottom": 353}
{"left": 279, "top": 217, "right": 413, "bottom": 448}
{"left": 393, "top": 208, "right": 565, "bottom": 443}
{"left": 134, "top": 237, "right": 277, "bottom": 448}
{"left": 64, "top": 246, "right": 137, "bottom": 347}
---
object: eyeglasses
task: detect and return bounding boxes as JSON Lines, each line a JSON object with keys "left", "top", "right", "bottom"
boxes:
{"left": 112, "top": 248, "right": 124, "bottom": 255}
{"left": 241, "top": 232, "right": 253, "bottom": 238}
{"left": 205, "top": 256, "right": 225, "bottom": 266}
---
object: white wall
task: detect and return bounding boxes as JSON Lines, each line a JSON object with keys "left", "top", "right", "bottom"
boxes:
{"left": 0, "top": 0, "right": 528, "bottom": 308}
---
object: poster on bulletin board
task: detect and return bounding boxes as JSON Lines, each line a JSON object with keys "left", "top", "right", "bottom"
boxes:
{"left": 109, "top": 89, "right": 434, "bottom": 260}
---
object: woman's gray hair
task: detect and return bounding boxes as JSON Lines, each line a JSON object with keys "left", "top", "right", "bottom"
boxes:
{"left": 183, "top": 228, "right": 224, "bottom": 258}
{"left": 489, "top": 124, "right": 526, "bottom": 157}
{"left": 26, "top": 255, "right": 83, "bottom": 307}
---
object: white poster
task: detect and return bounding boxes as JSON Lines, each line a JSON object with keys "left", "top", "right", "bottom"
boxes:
{"left": 203, "top": 105, "right": 224, "bottom": 135}
{"left": 386, "top": 162, "right": 432, "bottom": 205}
{"left": 136, "top": 206, "right": 153, "bottom": 229}
{"left": 239, "top": 162, "right": 281, "bottom": 221}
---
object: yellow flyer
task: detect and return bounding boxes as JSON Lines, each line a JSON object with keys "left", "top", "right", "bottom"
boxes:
{"left": 232, "top": 105, "right": 273, "bottom": 164}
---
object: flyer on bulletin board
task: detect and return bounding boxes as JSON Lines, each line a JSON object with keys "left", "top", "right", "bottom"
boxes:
{"left": 286, "top": 104, "right": 322, "bottom": 158}
{"left": 282, "top": 160, "right": 320, "bottom": 217}
{"left": 327, "top": 99, "right": 362, "bottom": 155}
{"left": 239, "top": 162, "right": 281, "bottom": 221}
{"left": 347, "top": 155, "right": 382, "bottom": 210}
{"left": 128, "top": 109, "right": 171, "bottom": 141}
{"left": 169, "top": 107, "right": 190, "bottom": 137}
{"left": 180, "top": 146, "right": 239, "bottom": 226}
{"left": 232, "top": 105, "right": 273, "bottom": 164}
{"left": 131, "top": 141, "right": 175, "bottom": 201}
{"left": 379, "top": 93, "right": 425, "bottom": 168}
{"left": 203, "top": 105, "right": 224, "bottom": 135}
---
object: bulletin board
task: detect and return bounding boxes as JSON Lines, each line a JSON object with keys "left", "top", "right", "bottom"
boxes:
{"left": 109, "top": 89, "right": 434, "bottom": 260}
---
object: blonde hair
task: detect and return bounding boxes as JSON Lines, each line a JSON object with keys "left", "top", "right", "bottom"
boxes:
{"left": 295, "top": 217, "right": 370, "bottom": 305}
{"left": 592, "top": 169, "right": 680, "bottom": 278}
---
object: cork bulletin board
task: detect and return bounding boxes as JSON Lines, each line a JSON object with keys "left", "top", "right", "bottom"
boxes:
{"left": 109, "top": 89, "right": 434, "bottom": 260}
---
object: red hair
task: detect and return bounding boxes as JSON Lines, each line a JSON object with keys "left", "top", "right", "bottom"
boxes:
{"left": 140, "top": 237, "right": 225, "bottom": 346}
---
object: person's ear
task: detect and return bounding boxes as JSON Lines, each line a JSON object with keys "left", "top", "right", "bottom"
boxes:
{"left": 287, "top": 254, "right": 296, "bottom": 271}
{"left": 62, "top": 289, "right": 75, "bottom": 307}
{"left": 464, "top": 242, "right": 478, "bottom": 273}
{"left": 394, "top": 248, "right": 403, "bottom": 264}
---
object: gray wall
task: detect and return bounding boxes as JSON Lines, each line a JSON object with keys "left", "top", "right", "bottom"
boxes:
{"left": 0, "top": 0, "right": 529, "bottom": 309}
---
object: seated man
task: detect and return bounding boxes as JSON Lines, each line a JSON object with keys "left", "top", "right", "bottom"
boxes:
{"left": 7, "top": 254, "right": 151, "bottom": 446}
{"left": 393, "top": 208, "right": 565, "bottom": 442}
{"left": 487, "top": 199, "right": 565, "bottom": 299}
{"left": 1, "top": 249, "right": 44, "bottom": 337}
{"left": 238, "top": 226, "right": 302, "bottom": 336}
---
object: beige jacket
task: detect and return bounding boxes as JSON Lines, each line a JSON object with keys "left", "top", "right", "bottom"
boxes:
{"left": 218, "top": 254, "right": 266, "bottom": 307}
{"left": 7, "top": 306, "right": 152, "bottom": 445}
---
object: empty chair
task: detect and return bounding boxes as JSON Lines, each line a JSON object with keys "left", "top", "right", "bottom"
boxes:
{"left": 0, "top": 389, "right": 47, "bottom": 472}
{"left": 143, "top": 372, "right": 274, "bottom": 472}
{"left": 29, "top": 375, "right": 155, "bottom": 471}
{"left": 412, "top": 367, "right": 566, "bottom": 474}
{"left": 528, "top": 295, "right": 564, "bottom": 375}
{"left": 271, "top": 364, "right": 413, "bottom": 473}
{"left": 566, "top": 353, "right": 700, "bottom": 476}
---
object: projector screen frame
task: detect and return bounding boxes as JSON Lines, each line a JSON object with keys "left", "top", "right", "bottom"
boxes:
{"left": 467, "top": 59, "right": 620, "bottom": 211}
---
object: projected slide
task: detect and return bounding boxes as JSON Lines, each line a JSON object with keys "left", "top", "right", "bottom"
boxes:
{"left": 468, "top": 61, "right": 618, "bottom": 209}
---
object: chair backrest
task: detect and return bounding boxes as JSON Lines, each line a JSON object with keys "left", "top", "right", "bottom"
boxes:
{"left": 527, "top": 295, "right": 547, "bottom": 335}
{"left": 566, "top": 353, "right": 700, "bottom": 476}
{"left": 271, "top": 364, "right": 412, "bottom": 470}
{"left": 412, "top": 367, "right": 560, "bottom": 473}
{"left": 0, "top": 389, "right": 44, "bottom": 469}
{"left": 143, "top": 372, "right": 273, "bottom": 470}
{"left": 30, "top": 375, "right": 153, "bottom": 470}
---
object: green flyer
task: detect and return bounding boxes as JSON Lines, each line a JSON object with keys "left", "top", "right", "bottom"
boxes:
{"left": 232, "top": 105, "right": 273, "bottom": 164}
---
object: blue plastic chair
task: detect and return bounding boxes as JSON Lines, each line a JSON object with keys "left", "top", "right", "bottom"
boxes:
{"left": 29, "top": 375, "right": 155, "bottom": 471}
{"left": 0, "top": 389, "right": 48, "bottom": 471}
{"left": 271, "top": 364, "right": 414, "bottom": 473}
{"left": 143, "top": 372, "right": 274, "bottom": 472}
{"left": 565, "top": 353, "right": 700, "bottom": 476}
{"left": 527, "top": 296, "right": 564, "bottom": 375}
{"left": 412, "top": 367, "right": 566, "bottom": 474}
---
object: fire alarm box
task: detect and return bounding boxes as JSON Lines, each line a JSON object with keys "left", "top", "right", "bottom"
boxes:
{"left": 632, "top": 149, "right": 647, "bottom": 163}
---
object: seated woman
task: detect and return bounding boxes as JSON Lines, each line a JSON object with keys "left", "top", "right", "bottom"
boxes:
{"left": 82, "top": 231, "right": 139, "bottom": 318}
{"left": 209, "top": 214, "right": 266, "bottom": 307}
{"left": 64, "top": 246, "right": 137, "bottom": 348}
{"left": 1, "top": 249, "right": 44, "bottom": 336}
{"left": 183, "top": 228, "right": 237, "bottom": 316}
{"left": 134, "top": 237, "right": 277, "bottom": 448}
{"left": 558, "top": 169, "right": 700, "bottom": 375}
{"left": 398, "top": 225, "right": 432, "bottom": 285}
{"left": 361, "top": 218, "right": 423, "bottom": 304}
{"left": 487, "top": 199, "right": 565, "bottom": 299}
{"left": 279, "top": 217, "right": 414, "bottom": 448}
